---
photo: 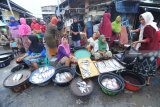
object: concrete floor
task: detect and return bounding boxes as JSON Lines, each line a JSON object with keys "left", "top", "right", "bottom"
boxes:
{"left": 0, "top": 47, "right": 160, "bottom": 107}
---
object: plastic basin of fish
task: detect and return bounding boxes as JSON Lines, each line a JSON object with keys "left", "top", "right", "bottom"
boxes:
{"left": 98, "top": 73, "right": 125, "bottom": 96}
{"left": 52, "top": 66, "right": 75, "bottom": 86}
{"left": 0, "top": 52, "right": 14, "bottom": 61}
{"left": 120, "top": 71, "right": 146, "bottom": 91}
{"left": 70, "top": 77, "right": 94, "bottom": 97}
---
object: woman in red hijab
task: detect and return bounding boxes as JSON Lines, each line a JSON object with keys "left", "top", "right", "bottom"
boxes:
{"left": 100, "top": 13, "right": 112, "bottom": 40}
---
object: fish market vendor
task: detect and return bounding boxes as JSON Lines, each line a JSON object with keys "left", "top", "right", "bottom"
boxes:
{"left": 91, "top": 35, "right": 112, "bottom": 60}
{"left": 17, "top": 35, "right": 46, "bottom": 70}
{"left": 86, "top": 31, "right": 100, "bottom": 52}
{"left": 57, "top": 37, "right": 77, "bottom": 66}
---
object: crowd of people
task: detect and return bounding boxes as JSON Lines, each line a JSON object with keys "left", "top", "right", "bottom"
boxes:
{"left": 0, "top": 11, "right": 160, "bottom": 84}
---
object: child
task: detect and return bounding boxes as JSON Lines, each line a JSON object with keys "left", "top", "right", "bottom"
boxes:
{"left": 10, "top": 38, "right": 19, "bottom": 56}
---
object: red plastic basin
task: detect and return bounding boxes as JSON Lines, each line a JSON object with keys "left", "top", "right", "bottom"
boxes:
{"left": 120, "top": 72, "right": 146, "bottom": 91}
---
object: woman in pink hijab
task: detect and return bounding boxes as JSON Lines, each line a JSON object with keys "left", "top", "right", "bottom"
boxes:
{"left": 100, "top": 12, "right": 112, "bottom": 40}
{"left": 57, "top": 37, "right": 76, "bottom": 66}
{"left": 18, "top": 18, "right": 31, "bottom": 51}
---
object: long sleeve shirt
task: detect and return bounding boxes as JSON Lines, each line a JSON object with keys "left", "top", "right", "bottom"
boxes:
{"left": 27, "top": 48, "right": 46, "bottom": 57}
{"left": 57, "top": 46, "right": 70, "bottom": 61}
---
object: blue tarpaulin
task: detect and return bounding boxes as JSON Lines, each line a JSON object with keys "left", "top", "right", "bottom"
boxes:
{"left": 115, "top": 1, "right": 139, "bottom": 13}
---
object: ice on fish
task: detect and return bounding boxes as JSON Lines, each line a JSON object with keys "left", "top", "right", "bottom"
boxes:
{"left": 102, "top": 78, "right": 119, "bottom": 90}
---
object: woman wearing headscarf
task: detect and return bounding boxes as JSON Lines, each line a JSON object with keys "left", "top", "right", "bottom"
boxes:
{"left": 92, "top": 35, "right": 112, "bottom": 60}
{"left": 57, "top": 37, "right": 76, "bottom": 66}
{"left": 111, "top": 16, "right": 122, "bottom": 45}
{"left": 45, "top": 16, "right": 58, "bottom": 57}
{"left": 31, "top": 18, "right": 41, "bottom": 35}
{"left": 31, "top": 18, "right": 37, "bottom": 30}
{"left": 70, "top": 17, "right": 81, "bottom": 47}
{"left": 100, "top": 13, "right": 112, "bottom": 39}
{"left": 132, "top": 12, "right": 159, "bottom": 85}
{"left": 17, "top": 35, "right": 46, "bottom": 70}
{"left": 86, "top": 16, "right": 93, "bottom": 38}
{"left": 40, "top": 20, "right": 46, "bottom": 34}
{"left": 9, "top": 16, "right": 19, "bottom": 38}
{"left": 9, "top": 16, "right": 20, "bottom": 47}
{"left": 18, "top": 17, "right": 31, "bottom": 51}
{"left": 133, "top": 12, "right": 159, "bottom": 51}
{"left": 57, "top": 16, "right": 65, "bottom": 45}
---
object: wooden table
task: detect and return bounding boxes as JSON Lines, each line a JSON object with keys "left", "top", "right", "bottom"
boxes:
{"left": 78, "top": 58, "right": 99, "bottom": 79}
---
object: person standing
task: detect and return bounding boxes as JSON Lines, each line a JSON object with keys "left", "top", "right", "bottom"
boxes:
{"left": 31, "top": 18, "right": 37, "bottom": 31}
{"left": 111, "top": 16, "right": 122, "bottom": 46}
{"left": 8, "top": 16, "right": 21, "bottom": 48}
{"left": 70, "top": 17, "right": 81, "bottom": 47}
{"left": 18, "top": 18, "right": 31, "bottom": 51}
{"left": 45, "top": 16, "right": 58, "bottom": 57}
{"left": 57, "top": 16, "right": 65, "bottom": 45}
{"left": 132, "top": 12, "right": 159, "bottom": 85}
{"left": 100, "top": 13, "right": 112, "bottom": 40}
{"left": 86, "top": 16, "right": 93, "bottom": 38}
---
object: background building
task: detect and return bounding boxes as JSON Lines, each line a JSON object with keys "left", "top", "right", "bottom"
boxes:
{"left": 41, "top": 5, "right": 57, "bottom": 24}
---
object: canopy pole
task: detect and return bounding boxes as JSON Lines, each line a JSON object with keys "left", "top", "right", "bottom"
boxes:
{"left": 6, "top": 0, "right": 14, "bottom": 17}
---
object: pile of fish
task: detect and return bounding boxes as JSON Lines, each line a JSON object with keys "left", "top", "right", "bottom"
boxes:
{"left": 95, "top": 59, "right": 125, "bottom": 73}
{"left": 0, "top": 54, "right": 9, "bottom": 59}
{"left": 76, "top": 81, "right": 91, "bottom": 93}
{"left": 31, "top": 67, "right": 55, "bottom": 83}
{"left": 55, "top": 72, "right": 73, "bottom": 83}
{"left": 81, "top": 60, "right": 91, "bottom": 78}
{"left": 102, "top": 78, "right": 119, "bottom": 90}
{"left": 13, "top": 73, "right": 23, "bottom": 81}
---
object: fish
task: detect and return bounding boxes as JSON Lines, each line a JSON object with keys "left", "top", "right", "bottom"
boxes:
{"left": 55, "top": 72, "right": 73, "bottom": 83}
{"left": 102, "top": 78, "right": 119, "bottom": 90}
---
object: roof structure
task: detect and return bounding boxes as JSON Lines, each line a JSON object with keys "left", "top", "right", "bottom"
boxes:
{"left": 0, "top": 0, "right": 32, "bottom": 17}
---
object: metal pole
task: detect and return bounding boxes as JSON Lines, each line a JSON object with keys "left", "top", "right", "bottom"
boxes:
{"left": 6, "top": 0, "right": 14, "bottom": 17}
{"left": 57, "top": 0, "right": 60, "bottom": 16}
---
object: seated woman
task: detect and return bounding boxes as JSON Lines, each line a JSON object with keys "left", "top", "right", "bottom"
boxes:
{"left": 17, "top": 35, "right": 46, "bottom": 70}
{"left": 86, "top": 31, "right": 100, "bottom": 52}
{"left": 92, "top": 35, "right": 112, "bottom": 60}
{"left": 57, "top": 37, "right": 76, "bottom": 66}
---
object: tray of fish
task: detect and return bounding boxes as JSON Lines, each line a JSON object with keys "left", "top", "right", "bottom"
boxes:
{"left": 95, "top": 59, "right": 125, "bottom": 73}
{"left": 80, "top": 62, "right": 91, "bottom": 78}
{"left": 29, "top": 66, "right": 55, "bottom": 84}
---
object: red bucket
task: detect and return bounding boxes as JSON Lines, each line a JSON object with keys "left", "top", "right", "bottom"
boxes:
{"left": 120, "top": 72, "right": 146, "bottom": 91}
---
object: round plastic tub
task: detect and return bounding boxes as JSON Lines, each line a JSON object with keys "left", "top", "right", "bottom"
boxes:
{"left": 120, "top": 71, "right": 146, "bottom": 91}
{"left": 98, "top": 73, "right": 125, "bottom": 96}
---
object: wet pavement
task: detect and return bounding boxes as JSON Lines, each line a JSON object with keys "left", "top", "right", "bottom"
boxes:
{"left": 0, "top": 47, "right": 160, "bottom": 107}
